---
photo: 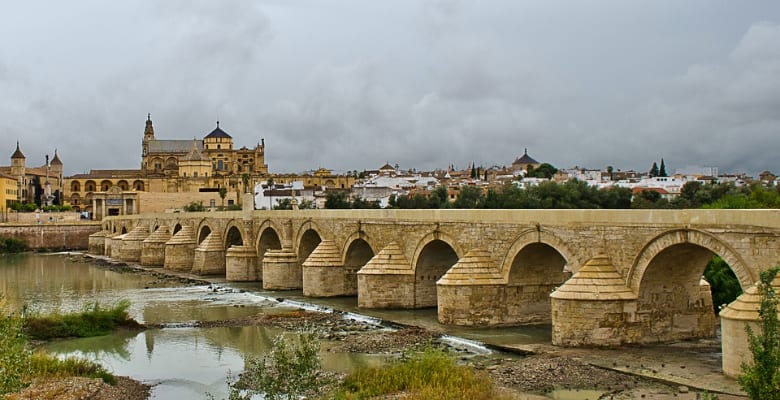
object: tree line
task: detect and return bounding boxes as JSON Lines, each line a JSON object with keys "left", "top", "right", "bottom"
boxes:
{"left": 323, "top": 180, "right": 780, "bottom": 210}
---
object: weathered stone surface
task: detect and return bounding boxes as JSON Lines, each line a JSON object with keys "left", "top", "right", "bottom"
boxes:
{"left": 141, "top": 225, "right": 171, "bottom": 266}
{"left": 303, "top": 240, "right": 349, "bottom": 297}
{"left": 88, "top": 230, "right": 110, "bottom": 255}
{"left": 109, "top": 234, "right": 127, "bottom": 260}
{"left": 263, "top": 249, "right": 301, "bottom": 290}
{"left": 358, "top": 242, "right": 415, "bottom": 308}
{"left": 551, "top": 255, "right": 637, "bottom": 346}
{"left": 192, "top": 230, "right": 225, "bottom": 275}
{"left": 164, "top": 225, "right": 196, "bottom": 272}
{"left": 226, "top": 245, "right": 259, "bottom": 281}
{"left": 120, "top": 225, "right": 149, "bottom": 262}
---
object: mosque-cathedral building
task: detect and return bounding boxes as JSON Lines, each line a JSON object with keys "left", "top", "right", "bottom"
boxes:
{"left": 61, "top": 115, "right": 353, "bottom": 218}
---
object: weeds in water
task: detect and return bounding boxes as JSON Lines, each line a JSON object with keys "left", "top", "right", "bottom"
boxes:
{"left": 24, "top": 299, "right": 142, "bottom": 340}
{"left": 223, "top": 333, "right": 331, "bottom": 400}
{"left": 331, "top": 346, "right": 510, "bottom": 400}
{"left": 29, "top": 351, "right": 115, "bottom": 384}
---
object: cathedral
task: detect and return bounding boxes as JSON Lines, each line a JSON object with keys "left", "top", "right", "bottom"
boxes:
{"left": 64, "top": 115, "right": 269, "bottom": 217}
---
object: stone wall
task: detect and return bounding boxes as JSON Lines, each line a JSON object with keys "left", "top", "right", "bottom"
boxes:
{"left": 0, "top": 223, "right": 100, "bottom": 250}
{"left": 137, "top": 191, "right": 225, "bottom": 213}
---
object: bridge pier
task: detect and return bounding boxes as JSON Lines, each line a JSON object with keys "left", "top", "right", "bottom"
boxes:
{"left": 141, "top": 225, "right": 171, "bottom": 266}
{"left": 303, "top": 240, "right": 353, "bottom": 297}
{"left": 164, "top": 225, "right": 196, "bottom": 272}
{"left": 719, "top": 275, "right": 780, "bottom": 377}
{"left": 437, "top": 249, "right": 508, "bottom": 325}
{"left": 262, "top": 249, "right": 301, "bottom": 290}
{"left": 226, "top": 245, "right": 259, "bottom": 281}
{"left": 192, "top": 231, "right": 225, "bottom": 275}
{"left": 550, "top": 254, "right": 638, "bottom": 346}
{"left": 357, "top": 242, "right": 415, "bottom": 308}
{"left": 109, "top": 233, "right": 126, "bottom": 259}
{"left": 88, "top": 230, "right": 109, "bottom": 255}
{"left": 120, "top": 225, "right": 149, "bottom": 262}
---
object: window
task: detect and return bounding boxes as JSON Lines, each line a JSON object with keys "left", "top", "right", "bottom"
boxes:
{"left": 218, "top": 160, "right": 223, "bottom": 170}
{"left": 155, "top": 163, "right": 162, "bottom": 170}
{"left": 217, "top": 145, "right": 221, "bottom": 150}
{"left": 194, "top": 172, "right": 198, "bottom": 177}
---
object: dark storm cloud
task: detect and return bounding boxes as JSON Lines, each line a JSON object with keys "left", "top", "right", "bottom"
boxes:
{"left": 1, "top": 1, "right": 779, "bottom": 176}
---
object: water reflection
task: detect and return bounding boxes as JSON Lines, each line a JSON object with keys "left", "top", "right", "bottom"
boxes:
{"left": 3, "top": 254, "right": 391, "bottom": 399}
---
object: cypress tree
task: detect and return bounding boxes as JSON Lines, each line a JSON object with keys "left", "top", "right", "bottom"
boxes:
{"left": 649, "top": 162, "right": 659, "bottom": 177}
{"left": 659, "top": 158, "right": 667, "bottom": 177}
{"left": 470, "top": 163, "right": 477, "bottom": 179}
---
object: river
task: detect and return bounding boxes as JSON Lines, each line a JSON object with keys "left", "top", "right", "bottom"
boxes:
{"left": 0, "top": 253, "right": 551, "bottom": 399}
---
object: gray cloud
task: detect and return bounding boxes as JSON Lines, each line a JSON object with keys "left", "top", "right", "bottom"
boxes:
{"left": 1, "top": 1, "right": 779, "bottom": 177}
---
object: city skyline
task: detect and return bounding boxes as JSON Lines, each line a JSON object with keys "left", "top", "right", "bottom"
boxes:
{"left": 1, "top": 1, "right": 779, "bottom": 177}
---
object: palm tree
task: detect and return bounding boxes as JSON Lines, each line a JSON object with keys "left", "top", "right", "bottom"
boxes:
{"left": 218, "top": 187, "right": 227, "bottom": 209}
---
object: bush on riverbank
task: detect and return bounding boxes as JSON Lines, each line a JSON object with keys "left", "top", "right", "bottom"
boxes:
{"left": 0, "top": 237, "right": 28, "bottom": 254}
{"left": 24, "top": 300, "right": 143, "bottom": 340}
{"left": 0, "top": 296, "right": 116, "bottom": 397}
{"left": 331, "top": 346, "right": 510, "bottom": 400}
{"left": 0, "top": 298, "right": 32, "bottom": 395}
{"left": 29, "top": 352, "right": 114, "bottom": 385}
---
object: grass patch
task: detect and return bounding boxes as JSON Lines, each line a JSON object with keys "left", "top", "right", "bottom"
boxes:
{"left": 330, "top": 346, "right": 510, "bottom": 400}
{"left": 24, "top": 300, "right": 144, "bottom": 340}
{"left": 0, "top": 237, "right": 28, "bottom": 254}
{"left": 30, "top": 351, "right": 115, "bottom": 384}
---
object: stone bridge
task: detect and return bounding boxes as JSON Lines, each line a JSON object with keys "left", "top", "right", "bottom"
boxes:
{"left": 89, "top": 201, "right": 780, "bottom": 376}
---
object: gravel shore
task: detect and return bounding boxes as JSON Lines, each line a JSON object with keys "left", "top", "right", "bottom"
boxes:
{"left": 7, "top": 377, "right": 149, "bottom": 400}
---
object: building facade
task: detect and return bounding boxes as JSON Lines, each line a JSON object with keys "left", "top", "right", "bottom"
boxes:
{"left": 0, "top": 142, "right": 64, "bottom": 208}
{"left": 65, "top": 115, "right": 269, "bottom": 216}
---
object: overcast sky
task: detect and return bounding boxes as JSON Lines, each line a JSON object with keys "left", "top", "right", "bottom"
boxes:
{"left": 1, "top": 1, "right": 779, "bottom": 177}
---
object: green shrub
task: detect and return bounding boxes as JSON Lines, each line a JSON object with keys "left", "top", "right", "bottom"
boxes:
{"left": 24, "top": 300, "right": 139, "bottom": 340}
{"left": 0, "top": 237, "right": 28, "bottom": 254}
{"left": 0, "top": 297, "right": 33, "bottom": 396}
{"left": 226, "top": 333, "right": 329, "bottom": 400}
{"left": 332, "top": 346, "right": 508, "bottom": 400}
{"left": 739, "top": 267, "right": 780, "bottom": 399}
{"left": 29, "top": 352, "right": 114, "bottom": 384}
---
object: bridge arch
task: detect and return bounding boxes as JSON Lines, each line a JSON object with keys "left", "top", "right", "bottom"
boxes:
{"left": 224, "top": 221, "right": 244, "bottom": 249}
{"left": 256, "top": 223, "right": 283, "bottom": 262}
{"left": 412, "top": 232, "right": 462, "bottom": 308}
{"left": 341, "top": 232, "right": 377, "bottom": 266}
{"left": 628, "top": 229, "right": 753, "bottom": 293}
{"left": 629, "top": 229, "right": 753, "bottom": 343}
{"left": 295, "top": 220, "right": 324, "bottom": 264}
{"left": 196, "top": 220, "right": 214, "bottom": 245}
{"left": 500, "top": 228, "right": 578, "bottom": 280}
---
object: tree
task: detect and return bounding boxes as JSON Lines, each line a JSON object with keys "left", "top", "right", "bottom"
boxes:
{"left": 659, "top": 158, "right": 667, "bottom": 177}
{"left": 218, "top": 187, "right": 228, "bottom": 209}
{"left": 241, "top": 173, "right": 250, "bottom": 193}
{"left": 739, "top": 267, "right": 780, "bottom": 399}
{"left": 226, "top": 334, "right": 329, "bottom": 400}
{"left": 649, "top": 162, "right": 659, "bottom": 177}
{"left": 704, "top": 256, "right": 742, "bottom": 312}
{"left": 453, "top": 186, "right": 485, "bottom": 208}
{"left": 470, "top": 163, "right": 477, "bottom": 179}
{"left": 324, "top": 191, "right": 350, "bottom": 209}
{"left": 525, "top": 163, "right": 558, "bottom": 179}
{"left": 606, "top": 165, "right": 614, "bottom": 181}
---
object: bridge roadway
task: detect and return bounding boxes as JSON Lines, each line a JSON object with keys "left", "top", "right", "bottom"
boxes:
{"left": 90, "top": 203, "right": 780, "bottom": 376}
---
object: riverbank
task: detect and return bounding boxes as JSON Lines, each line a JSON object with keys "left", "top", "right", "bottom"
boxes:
{"left": 76, "top": 253, "right": 747, "bottom": 399}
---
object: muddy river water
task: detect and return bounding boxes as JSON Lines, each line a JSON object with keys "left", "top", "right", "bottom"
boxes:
{"left": 0, "top": 253, "right": 557, "bottom": 399}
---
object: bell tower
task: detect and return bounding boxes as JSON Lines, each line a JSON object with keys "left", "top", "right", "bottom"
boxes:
{"left": 142, "top": 113, "right": 154, "bottom": 170}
